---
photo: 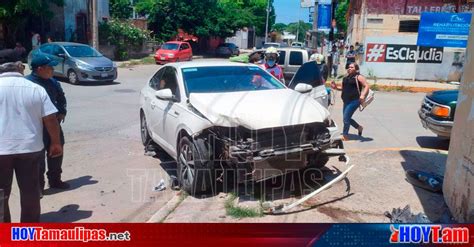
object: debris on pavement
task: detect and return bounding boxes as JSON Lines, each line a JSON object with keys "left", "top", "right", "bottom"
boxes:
{"left": 265, "top": 154, "right": 353, "bottom": 214}
{"left": 384, "top": 205, "right": 431, "bottom": 223}
{"left": 153, "top": 179, "right": 166, "bottom": 191}
{"left": 405, "top": 170, "right": 443, "bottom": 194}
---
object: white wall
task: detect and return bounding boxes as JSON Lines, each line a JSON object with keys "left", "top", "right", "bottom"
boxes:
{"left": 362, "top": 35, "right": 466, "bottom": 81}
{"left": 226, "top": 30, "right": 249, "bottom": 49}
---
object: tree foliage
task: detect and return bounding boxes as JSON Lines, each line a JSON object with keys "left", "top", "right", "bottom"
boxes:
{"left": 0, "top": 0, "right": 63, "bottom": 20}
{"left": 272, "top": 23, "right": 287, "bottom": 33}
{"left": 0, "top": 0, "right": 63, "bottom": 46}
{"left": 135, "top": 0, "right": 275, "bottom": 40}
{"left": 110, "top": 0, "right": 133, "bottom": 19}
{"left": 335, "top": 0, "right": 349, "bottom": 34}
{"left": 286, "top": 21, "right": 311, "bottom": 42}
{"left": 99, "top": 19, "right": 151, "bottom": 60}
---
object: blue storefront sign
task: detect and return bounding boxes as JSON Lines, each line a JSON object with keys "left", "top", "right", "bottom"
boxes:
{"left": 317, "top": 0, "right": 332, "bottom": 32}
{"left": 417, "top": 12, "right": 472, "bottom": 48}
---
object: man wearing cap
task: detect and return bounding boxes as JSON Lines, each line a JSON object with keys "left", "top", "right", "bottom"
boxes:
{"left": 0, "top": 61, "right": 62, "bottom": 222}
{"left": 26, "top": 54, "right": 69, "bottom": 191}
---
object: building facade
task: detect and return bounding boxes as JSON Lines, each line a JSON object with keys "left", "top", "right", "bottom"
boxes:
{"left": 346, "top": 0, "right": 473, "bottom": 81}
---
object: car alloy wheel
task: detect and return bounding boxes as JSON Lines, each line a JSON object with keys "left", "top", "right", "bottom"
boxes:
{"left": 140, "top": 112, "right": 151, "bottom": 146}
{"left": 178, "top": 138, "right": 196, "bottom": 192}
{"left": 68, "top": 70, "right": 79, "bottom": 85}
{"left": 177, "top": 136, "right": 214, "bottom": 195}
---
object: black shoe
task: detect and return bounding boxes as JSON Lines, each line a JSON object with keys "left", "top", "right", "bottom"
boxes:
{"left": 49, "top": 181, "right": 70, "bottom": 189}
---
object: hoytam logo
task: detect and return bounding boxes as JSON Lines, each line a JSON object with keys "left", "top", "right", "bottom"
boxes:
{"left": 390, "top": 225, "right": 469, "bottom": 244}
{"left": 366, "top": 43, "right": 443, "bottom": 64}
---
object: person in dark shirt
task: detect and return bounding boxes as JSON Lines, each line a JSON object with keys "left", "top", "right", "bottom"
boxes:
{"left": 345, "top": 45, "right": 356, "bottom": 69}
{"left": 330, "top": 63, "right": 369, "bottom": 141}
{"left": 26, "top": 54, "right": 70, "bottom": 192}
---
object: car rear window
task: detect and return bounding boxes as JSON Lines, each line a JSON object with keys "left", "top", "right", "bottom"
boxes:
{"left": 289, "top": 51, "right": 303, "bottom": 65}
{"left": 277, "top": 50, "right": 286, "bottom": 64}
{"left": 182, "top": 66, "right": 285, "bottom": 95}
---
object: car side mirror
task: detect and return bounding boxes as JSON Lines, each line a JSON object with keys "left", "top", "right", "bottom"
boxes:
{"left": 155, "top": 88, "right": 175, "bottom": 101}
{"left": 295, "top": 83, "right": 313, "bottom": 93}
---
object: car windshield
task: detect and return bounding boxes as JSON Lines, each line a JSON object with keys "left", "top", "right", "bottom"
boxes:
{"left": 182, "top": 66, "right": 285, "bottom": 95}
{"left": 64, "top": 45, "right": 102, "bottom": 57}
{"left": 161, "top": 43, "right": 179, "bottom": 50}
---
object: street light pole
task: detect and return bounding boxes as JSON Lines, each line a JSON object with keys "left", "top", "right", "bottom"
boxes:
{"left": 265, "top": 0, "right": 270, "bottom": 43}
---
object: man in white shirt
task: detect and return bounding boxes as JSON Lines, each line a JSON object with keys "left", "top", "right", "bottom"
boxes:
{"left": 0, "top": 62, "right": 62, "bottom": 222}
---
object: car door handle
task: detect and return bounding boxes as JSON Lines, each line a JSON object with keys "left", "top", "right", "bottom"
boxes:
{"left": 173, "top": 111, "right": 180, "bottom": 116}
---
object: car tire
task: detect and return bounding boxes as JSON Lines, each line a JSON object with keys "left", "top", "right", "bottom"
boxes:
{"left": 177, "top": 136, "right": 214, "bottom": 195}
{"left": 67, "top": 69, "right": 79, "bottom": 85}
{"left": 140, "top": 111, "right": 152, "bottom": 146}
{"left": 307, "top": 153, "right": 329, "bottom": 169}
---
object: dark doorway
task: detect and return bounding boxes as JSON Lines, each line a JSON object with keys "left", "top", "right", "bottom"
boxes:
{"left": 76, "top": 13, "right": 88, "bottom": 44}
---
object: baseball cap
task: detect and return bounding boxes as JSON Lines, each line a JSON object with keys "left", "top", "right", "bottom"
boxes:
{"left": 30, "top": 53, "right": 59, "bottom": 69}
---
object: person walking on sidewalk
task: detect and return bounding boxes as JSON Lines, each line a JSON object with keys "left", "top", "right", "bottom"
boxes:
{"left": 330, "top": 63, "right": 369, "bottom": 141}
{"left": 0, "top": 62, "right": 62, "bottom": 222}
{"left": 26, "top": 54, "right": 70, "bottom": 191}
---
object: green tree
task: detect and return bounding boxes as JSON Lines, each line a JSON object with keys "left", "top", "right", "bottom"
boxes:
{"left": 0, "top": 0, "right": 63, "bottom": 47}
{"left": 136, "top": 0, "right": 275, "bottom": 41}
{"left": 335, "top": 0, "right": 349, "bottom": 34}
{"left": 272, "top": 23, "right": 287, "bottom": 33}
{"left": 286, "top": 21, "right": 311, "bottom": 42}
{"left": 99, "top": 19, "right": 151, "bottom": 60}
{"left": 110, "top": 0, "right": 133, "bottom": 19}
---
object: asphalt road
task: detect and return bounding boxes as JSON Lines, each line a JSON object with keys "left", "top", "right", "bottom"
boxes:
{"left": 8, "top": 60, "right": 450, "bottom": 222}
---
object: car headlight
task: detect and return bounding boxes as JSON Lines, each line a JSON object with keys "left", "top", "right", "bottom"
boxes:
{"left": 75, "top": 61, "right": 94, "bottom": 70}
{"left": 168, "top": 54, "right": 175, "bottom": 58}
{"left": 431, "top": 105, "right": 450, "bottom": 118}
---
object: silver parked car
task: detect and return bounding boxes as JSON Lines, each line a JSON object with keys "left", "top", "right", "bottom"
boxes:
{"left": 28, "top": 42, "right": 117, "bottom": 84}
{"left": 215, "top": 43, "right": 240, "bottom": 57}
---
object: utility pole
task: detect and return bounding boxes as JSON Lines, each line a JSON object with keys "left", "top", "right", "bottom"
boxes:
{"left": 312, "top": 1, "right": 319, "bottom": 49}
{"left": 265, "top": 0, "right": 270, "bottom": 43}
{"left": 92, "top": 0, "right": 99, "bottom": 49}
{"left": 296, "top": 21, "right": 300, "bottom": 42}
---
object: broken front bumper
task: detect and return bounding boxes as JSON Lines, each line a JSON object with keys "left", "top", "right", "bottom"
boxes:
{"left": 200, "top": 123, "right": 334, "bottom": 181}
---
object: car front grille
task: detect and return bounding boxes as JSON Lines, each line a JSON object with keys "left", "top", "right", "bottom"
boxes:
{"left": 92, "top": 75, "right": 114, "bottom": 80}
{"left": 95, "top": 67, "right": 113, "bottom": 72}
{"left": 421, "top": 97, "right": 435, "bottom": 114}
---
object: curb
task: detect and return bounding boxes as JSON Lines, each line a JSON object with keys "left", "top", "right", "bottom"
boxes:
{"left": 328, "top": 82, "right": 458, "bottom": 94}
{"left": 147, "top": 192, "right": 184, "bottom": 223}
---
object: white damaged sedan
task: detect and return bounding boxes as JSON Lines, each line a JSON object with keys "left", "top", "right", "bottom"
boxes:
{"left": 140, "top": 61, "right": 338, "bottom": 195}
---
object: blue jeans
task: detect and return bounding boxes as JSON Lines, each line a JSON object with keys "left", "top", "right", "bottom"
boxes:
{"left": 343, "top": 99, "right": 360, "bottom": 135}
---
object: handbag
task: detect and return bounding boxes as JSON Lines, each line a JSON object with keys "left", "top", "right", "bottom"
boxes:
{"left": 355, "top": 75, "right": 374, "bottom": 111}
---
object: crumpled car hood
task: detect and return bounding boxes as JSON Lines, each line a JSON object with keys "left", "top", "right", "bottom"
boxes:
{"left": 188, "top": 89, "right": 330, "bottom": 130}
